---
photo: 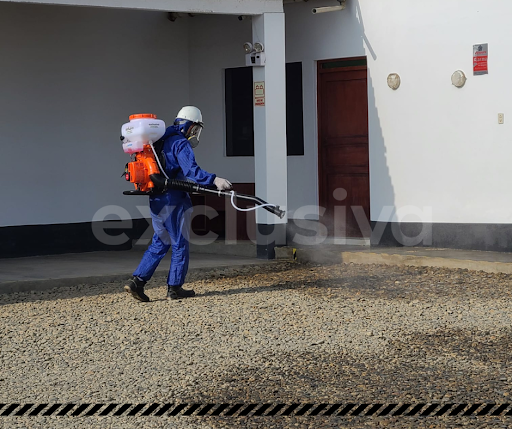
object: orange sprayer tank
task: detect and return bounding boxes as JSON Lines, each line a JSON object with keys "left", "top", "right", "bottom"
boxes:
{"left": 122, "top": 113, "right": 165, "bottom": 193}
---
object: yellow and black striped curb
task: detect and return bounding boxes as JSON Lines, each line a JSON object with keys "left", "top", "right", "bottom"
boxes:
{"left": 1, "top": 403, "right": 512, "bottom": 417}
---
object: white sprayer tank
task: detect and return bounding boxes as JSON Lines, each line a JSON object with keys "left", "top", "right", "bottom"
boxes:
{"left": 121, "top": 113, "right": 166, "bottom": 154}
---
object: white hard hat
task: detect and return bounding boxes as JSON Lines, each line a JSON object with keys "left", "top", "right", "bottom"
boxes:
{"left": 176, "top": 106, "right": 202, "bottom": 124}
{"left": 175, "top": 106, "right": 204, "bottom": 146}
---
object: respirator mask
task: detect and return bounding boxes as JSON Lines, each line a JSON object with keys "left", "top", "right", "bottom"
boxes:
{"left": 186, "top": 122, "right": 203, "bottom": 148}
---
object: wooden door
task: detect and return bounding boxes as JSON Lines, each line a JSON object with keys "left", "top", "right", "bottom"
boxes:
{"left": 318, "top": 58, "right": 370, "bottom": 238}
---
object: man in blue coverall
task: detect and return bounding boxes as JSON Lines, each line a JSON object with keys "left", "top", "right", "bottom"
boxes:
{"left": 124, "top": 106, "right": 232, "bottom": 302}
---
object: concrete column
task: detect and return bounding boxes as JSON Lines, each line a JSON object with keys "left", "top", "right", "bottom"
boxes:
{"left": 252, "top": 12, "right": 288, "bottom": 259}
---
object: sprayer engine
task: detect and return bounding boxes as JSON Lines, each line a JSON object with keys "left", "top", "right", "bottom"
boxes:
{"left": 124, "top": 145, "right": 161, "bottom": 192}
{"left": 121, "top": 113, "right": 166, "bottom": 193}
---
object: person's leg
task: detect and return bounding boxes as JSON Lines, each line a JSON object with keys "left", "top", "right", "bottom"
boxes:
{"left": 165, "top": 203, "right": 195, "bottom": 299}
{"left": 133, "top": 232, "right": 171, "bottom": 282}
{"left": 125, "top": 203, "right": 172, "bottom": 301}
{"left": 168, "top": 224, "right": 190, "bottom": 287}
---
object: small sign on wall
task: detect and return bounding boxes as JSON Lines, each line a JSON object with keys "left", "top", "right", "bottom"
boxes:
{"left": 254, "top": 81, "right": 265, "bottom": 106}
{"left": 473, "top": 43, "right": 488, "bottom": 75}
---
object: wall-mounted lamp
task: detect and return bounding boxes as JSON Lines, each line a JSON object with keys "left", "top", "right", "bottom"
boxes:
{"left": 254, "top": 42, "right": 264, "bottom": 53}
{"left": 243, "top": 42, "right": 253, "bottom": 54}
{"left": 387, "top": 73, "right": 401, "bottom": 90}
{"left": 451, "top": 70, "right": 467, "bottom": 88}
{"left": 312, "top": 0, "right": 346, "bottom": 14}
{"left": 243, "top": 42, "right": 266, "bottom": 66}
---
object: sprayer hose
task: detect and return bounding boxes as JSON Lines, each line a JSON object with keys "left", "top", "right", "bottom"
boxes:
{"left": 147, "top": 174, "right": 285, "bottom": 219}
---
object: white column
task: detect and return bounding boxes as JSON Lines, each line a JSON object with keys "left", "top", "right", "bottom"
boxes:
{"left": 252, "top": 12, "right": 288, "bottom": 258}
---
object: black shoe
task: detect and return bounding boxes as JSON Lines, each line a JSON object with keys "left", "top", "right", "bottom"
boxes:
{"left": 124, "top": 277, "right": 150, "bottom": 302}
{"left": 167, "top": 285, "right": 196, "bottom": 300}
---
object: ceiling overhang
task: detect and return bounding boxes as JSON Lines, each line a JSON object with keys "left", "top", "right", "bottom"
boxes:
{"left": 0, "top": 0, "right": 283, "bottom": 15}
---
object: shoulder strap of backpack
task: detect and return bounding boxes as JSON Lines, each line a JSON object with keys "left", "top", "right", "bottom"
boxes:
{"left": 152, "top": 138, "right": 167, "bottom": 174}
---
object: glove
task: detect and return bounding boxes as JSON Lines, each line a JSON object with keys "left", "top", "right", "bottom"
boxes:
{"left": 214, "top": 177, "right": 232, "bottom": 191}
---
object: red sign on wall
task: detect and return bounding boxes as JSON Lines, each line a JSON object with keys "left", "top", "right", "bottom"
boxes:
{"left": 254, "top": 81, "right": 265, "bottom": 106}
{"left": 473, "top": 44, "right": 488, "bottom": 75}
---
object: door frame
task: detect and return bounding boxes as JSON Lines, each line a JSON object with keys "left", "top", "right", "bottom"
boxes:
{"left": 317, "top": 56, "right": 369, "bottom": 222}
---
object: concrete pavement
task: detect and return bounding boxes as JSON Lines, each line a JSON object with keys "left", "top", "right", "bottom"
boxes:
{"left": 0, "top": 249, "right": 270, "bottom": 294}
{"left": 297, "top": 245, "right": 512, "bottom": 274}
{"left": 3, "top": 243, "right": 512, "bottom": 294}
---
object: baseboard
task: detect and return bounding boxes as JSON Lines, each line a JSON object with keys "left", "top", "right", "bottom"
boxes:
{"left": 0, "top": 219, "right": 150, "bottom": 258}
{"left": 371, "top": 221, "right": 512, "bottom": 253}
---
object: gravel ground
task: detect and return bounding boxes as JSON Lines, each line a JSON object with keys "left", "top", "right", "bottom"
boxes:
{"left": 2, "top": 261, "right": 512, "bottom": 428}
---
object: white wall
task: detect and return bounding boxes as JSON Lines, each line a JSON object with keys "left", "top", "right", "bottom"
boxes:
{"left": 6, "top": 0, "right": 512, "bottom": 228}
{"left": 358, "top": 0, "right": 512, "bottom": 224}
{"left": 0, "top": 2, "right": 189, "bottom": 226}
{"left": 188, "top": 14, "right": 254, "bottom": 184}
{"left": 286, "top": 0, "right": 512, "bottom": 224}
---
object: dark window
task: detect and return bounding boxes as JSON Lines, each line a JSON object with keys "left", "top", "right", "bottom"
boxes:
{"left": 285, "top": 62, "right": 304, "bottom": 156}
{"left": 225, "top": 67, "right": 254, "bottom": 156}
{"left": 225, "top": 62, "right": 304, "bottom": 157}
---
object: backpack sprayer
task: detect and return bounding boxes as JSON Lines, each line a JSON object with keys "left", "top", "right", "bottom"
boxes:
{"left": 120, "top": 114, "right": 285, "bottom": 219}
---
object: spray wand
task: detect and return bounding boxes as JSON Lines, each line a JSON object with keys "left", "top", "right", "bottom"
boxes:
{"left": 124, "top": 175, "right": 286, "bottom": 219}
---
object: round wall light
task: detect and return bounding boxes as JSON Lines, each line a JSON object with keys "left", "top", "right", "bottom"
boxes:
{"left": 254, "top": 42, "right": 264, "bottom": 53}
{"left": 451, "top": 70, "right": 467, "bottom": 88}
{"left": 243, "top": 42, "right": 253, "bottom": 54}
{"left": 387, "top": 73, "right": 401, "bottom": 90}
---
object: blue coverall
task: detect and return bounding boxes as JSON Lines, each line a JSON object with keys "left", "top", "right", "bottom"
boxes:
{"left": 133, "top": 123, "right": 216, "bottom": 287}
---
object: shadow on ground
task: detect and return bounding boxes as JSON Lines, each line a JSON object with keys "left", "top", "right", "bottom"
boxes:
{"left": 177, "top": 328, "right": 512, "bottom": 428}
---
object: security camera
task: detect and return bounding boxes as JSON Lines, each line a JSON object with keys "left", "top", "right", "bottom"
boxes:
{"left": 238, "top": 15, "right": 246, "bottom": 21}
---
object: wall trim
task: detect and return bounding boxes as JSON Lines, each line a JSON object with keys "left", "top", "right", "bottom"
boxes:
{"left": 0, "top": 219, "right": 149, "bottom": 258}
{"left": 371, "top": 221, "right": 512, "bottom": 253}
{"left": 287, "top": 219, "right": 512, "bottom": 253}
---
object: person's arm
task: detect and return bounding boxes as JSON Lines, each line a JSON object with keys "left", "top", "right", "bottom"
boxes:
{"left": 174, "top": 138, "right": 216, "bottom": 186}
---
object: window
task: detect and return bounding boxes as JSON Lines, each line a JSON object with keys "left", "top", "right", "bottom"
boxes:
{"left": 285, "top": 62, "right": 304, "bottom": 156}
{"left": 225, "top": 67, "right": 254, "bottom": 156}
{"left": 225, "top": 62, "right": 304, "bottom": 157}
